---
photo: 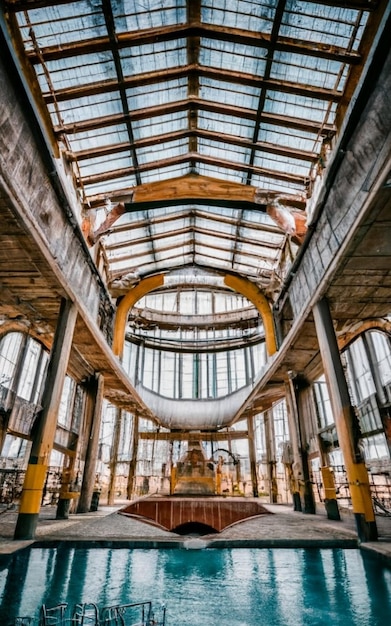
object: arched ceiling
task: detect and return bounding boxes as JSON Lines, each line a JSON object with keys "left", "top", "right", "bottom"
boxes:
{"left": 4, "top": 0, "right": 383, "bottom": 297}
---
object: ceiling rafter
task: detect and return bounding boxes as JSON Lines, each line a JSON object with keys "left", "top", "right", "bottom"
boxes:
{"left": 246, "top": 0, "right": 286, "bottom": 186}
{"left": 101, "top": 0, "right": 141, "bottom": 186}
{"left": 78, "top": 152, "right": 306, "bottom": 187}
{"left": 24, "top": 22, "right": 362, "bottom": 65}
{"left": 71, "top": 129, "right": 318, "bottom": 164}
{"left": 187, "top": 0, "right": 201, "bottom": 171}
{"left": 104, "top": 207, "right": 283, "bottom": 241}
{"left": 106, "top": 225, "right": 281, "bottom": 261}
{"left": 55, "top": 99, "right": 336, "bottom": 138}
{"left": 5, "top": 0, "right": 377, "bottom": 10}
{"left": 42, "top": 64, "right": 342, "bottom": 105}
{"left": 108, "top": 239, "right": 277, "bottom": 277}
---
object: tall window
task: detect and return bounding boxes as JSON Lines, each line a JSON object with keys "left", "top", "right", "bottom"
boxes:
{"left": 313, "top": 375, "right": 334, "bottom": 429}
{"left": 124, "top": 286, "right": 266, "bottom": 399}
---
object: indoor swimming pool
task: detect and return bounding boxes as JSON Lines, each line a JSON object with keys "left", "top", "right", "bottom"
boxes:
{"left": 1, "top": 546, "right": 391, "bottom": 625}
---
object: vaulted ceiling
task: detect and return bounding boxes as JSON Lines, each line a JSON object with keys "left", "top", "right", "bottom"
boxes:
{"left": 4, "top": 0, "right": 385, "bottom": 297}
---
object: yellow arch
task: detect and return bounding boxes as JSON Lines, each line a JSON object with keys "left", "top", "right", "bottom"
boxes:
{"left": 224, "top": 275, "right": 277, "bottom": 356}
{"left": 113, "top": 273, "right": 277, "bottom": 358}
{"left": 113, "top": 274, "right": 164, "bottom": 356}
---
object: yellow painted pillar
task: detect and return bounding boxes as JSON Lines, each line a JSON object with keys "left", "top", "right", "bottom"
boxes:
{"left": 318, "top": 438, "right": 340, "bottom": 521}
{"left": 112, "top": 275, "right": 164, "bottom": 357}
{"left": 14, "top": 299, "right": 77, "bottom": 540}
{"left": 313, "top": 298, "right": 377, "bottom": 542}
{"left": 223, "top": 275, "right": 277, "bottom": 356}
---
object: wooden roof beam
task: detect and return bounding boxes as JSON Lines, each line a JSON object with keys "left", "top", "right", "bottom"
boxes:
{"left": 71, "top": 129, "right": 318, "bottom": 163}
{"left": 103, "top": 206, "right": 283, "bottom": 240}
{"left": 6, "top": 0, "right": 378, "bottom": 12}
{"left": 24, "top": 22, "right": 361, "bottom": 65}
{"left": 56, "top": 99, "right": 336, "bottom": 137}
{"left": 79, "top": 153, "right": 306, "bottom": 187}
{"left": 43, "top": 64, "right": 341, "bottom": 104}
{"left": 106, "top": 226, "right": 281, "bottom": 263}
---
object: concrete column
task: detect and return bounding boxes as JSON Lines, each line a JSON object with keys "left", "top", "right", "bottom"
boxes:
{"left": 14, "top": 299, "right": 77, "bottom": 540}
{"left": 76, "top": 373, "right": 104, "bottom": 513}
{"left": 107, "top": 407, "right": 122, "bottom": 505}
{"left": 313, "top": 297, "right": 377, "bottom": 542}
{"left": 285, "top": 378, "right": 316, "bottom": 513}
{"left": 127, "top": 412, "right": 139, "bottom": 499}
{"left": 264, "top": 410, "right": 278, "bottom": 503}
{"left": 247, "top": 415, "right": 259, "bottom": 497}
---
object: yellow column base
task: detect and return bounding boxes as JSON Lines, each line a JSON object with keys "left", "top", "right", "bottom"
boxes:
{"left": 18, "top": 463, "right": 47, "bottom": 514}
{"left": 348, "top": 462, "right": 375, "bottom": 522}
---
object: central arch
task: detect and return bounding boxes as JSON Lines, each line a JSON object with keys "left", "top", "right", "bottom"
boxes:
{"left": 112, "top": 272, "right": 277, "bottom": 358}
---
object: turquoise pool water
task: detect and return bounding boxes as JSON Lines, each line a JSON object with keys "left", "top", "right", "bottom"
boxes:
{"left": 1, "top": 547, "right": 391, "bottom": 625}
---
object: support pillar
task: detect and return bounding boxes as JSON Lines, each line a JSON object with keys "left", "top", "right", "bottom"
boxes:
{"left": 264, "top": 410, "right": 278, "bottom": 503}
{"left": 247, "top": 414, "right": 259, "bottom": 497}
{"left": 127, "top": 412, "right": 139, "bottom": 499}
{"left": 76, "top": 373, "right": 104, "bottom": 513}
{"left": 107, "top": 407, "right": 122, "bottom": 505}
{"left": 14, "top": 299, "right": 77, "bottom": 540}
{"left": 285, "top": 378, "right": 316, "bottom": 513}
{"left": 320, "top": 465, "right": 340, "bottom": 521}
{"left": 313, "top": 298, "right": 377, "bottom": 542}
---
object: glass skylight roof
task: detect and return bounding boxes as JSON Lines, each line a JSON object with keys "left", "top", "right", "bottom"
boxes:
{"left": 6, "top": 0, "right": 375, "bottom": 291}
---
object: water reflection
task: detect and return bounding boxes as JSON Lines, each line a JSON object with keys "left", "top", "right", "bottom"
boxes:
{"left": 0, "top": 547, "right": 390, "bottom": 625}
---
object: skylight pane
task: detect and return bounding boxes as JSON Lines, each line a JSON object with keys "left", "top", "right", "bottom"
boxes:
{"left": 282, "top": 2, "right": 363, "bottom": 48}
{"left": 140, "top": 164, "right": 190, "bottom": 184}
{"left": 132, "top": 113, "right": 188, "bottom": 141}
{"left": 271, "top": 52, "right": 343, "bottom": 91}
{"left": 17, "top": 2, "right": 105, "bottom": 48}
{"left": 119, "top": 0, "right": 186, "bottom": 31}
{"left": 200, "top": 38, "right": 267, "bottom": 75}
{"left": 251, "top": 174, "right": 304, "bottom": 194}
{"left": 198, "top": 111, "right": 255, "bottom": 140}
{"left": 51, "top": 93, "right": 123, "bottom": 125}
{"left": 200, "top": 78, "right": 260, "bottom": 109}
{"left": 198, "top": 138, "right": 250, "bottom": 164}
{"left": 136, "top": 139, "right": 188, "bottom": 165}
{"left": 264, "top": 91, "right": 333, "bottom": 124}
{"left": 120, "top": 40, "right": 187, "bottom": 75}
{"left": 39, "top": 53, "right": 116, "bottom": 91}
{"left": 69, "top": 126, "right": 129, "bottom": 152}
{"left": 78, "top": 154, "right": 132, "bottom": 178}
{"left": 195, "top": 217, "right": 236, "bottom": 237}
{"left": 253, "top": 152, "right": 310, "bottom": 178}
{"left": 197, "top": 164, "right": 245, "bottom": 183}
{"left": 150, "top": 217, "right": 190, "bottom": 237}
{"left": 83, "top": 175, "right": 137, "bottom": 197}
{"left": 258, "top": 124, "right": 320, "bottom": 154}
{"left": 202, "top": 0, "right": 275, "bottom": 32}
{"left": 127, "top": 79, "right": 188, "bottom": 110}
